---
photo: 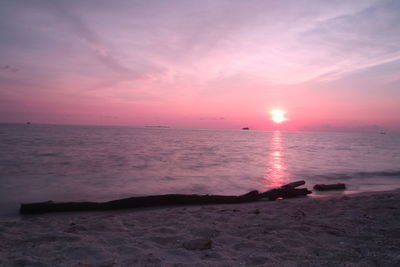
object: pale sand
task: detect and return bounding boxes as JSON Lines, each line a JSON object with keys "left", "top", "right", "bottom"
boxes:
{"left": 1, "top": 190, "right": 400, "bottom": 267}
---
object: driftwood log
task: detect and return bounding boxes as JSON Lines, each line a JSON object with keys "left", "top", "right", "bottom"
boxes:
{"left": 313, "top": 183, "right": 346, "bottom": 191}
{"left": 259, "top": 180, "right": 311, "bottom": 200}
{"left": 20, "top": 180, "right": 312, "bottom": 214}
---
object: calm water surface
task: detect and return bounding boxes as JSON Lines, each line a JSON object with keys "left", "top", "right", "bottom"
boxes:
{"left": 1, "top": 123, "right": 399, "bottom": 216}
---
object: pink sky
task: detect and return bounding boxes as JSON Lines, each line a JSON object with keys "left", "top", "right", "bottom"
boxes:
{"left": 1, "top": 0, "right": 399, "bottom": 132}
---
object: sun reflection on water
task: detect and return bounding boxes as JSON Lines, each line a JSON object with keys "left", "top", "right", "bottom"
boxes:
{"left": 264, "top": 130, "right": 288, "bottom": 189}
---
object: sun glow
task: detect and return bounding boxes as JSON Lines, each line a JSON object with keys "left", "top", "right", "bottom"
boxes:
{"left": 270, "top": 109, "right": 287, "bottom": 123}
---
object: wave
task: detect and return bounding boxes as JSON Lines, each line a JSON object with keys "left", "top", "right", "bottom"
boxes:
{"left": 309, "top": 170, "right": 400, "bottom": 181}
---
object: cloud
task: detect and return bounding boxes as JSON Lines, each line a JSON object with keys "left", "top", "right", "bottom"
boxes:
{"left": 199, "top": 117, "right": 225, "bottom": 120}
{"left": 297, "top": 0, "right": 400, "bottom": 82}
{"left": 45, "top": 1, "right": 134, "bottom": 75}
{"left": 127, "top": 0, "right": 394, "bottom": 85}
{"left": 0, "top": 65, "right": 18, "bottom": 73}
{"left": 5, "top": 0, "right": 398, "bottom": 87}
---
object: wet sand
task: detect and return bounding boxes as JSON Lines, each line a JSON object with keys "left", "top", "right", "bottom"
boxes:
{"left": 1, "top": 190, "right": 400, "bottom": 266}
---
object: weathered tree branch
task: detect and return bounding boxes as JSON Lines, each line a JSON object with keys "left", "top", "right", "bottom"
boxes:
{"left": 20, "top": 181, "right": 312, "bottom": 214}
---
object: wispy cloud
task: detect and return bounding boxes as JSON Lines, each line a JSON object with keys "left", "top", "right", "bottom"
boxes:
{"left": 199, "top": 117, "right": 225, "bottom": 121}
{"left": 0, "top": 65, "right": 18, "bottom": 73}
{"left": 46, "top": 1, "right": 136, "bottom": 75}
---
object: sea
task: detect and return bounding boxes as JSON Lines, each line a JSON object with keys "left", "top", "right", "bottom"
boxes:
{"left": 1, "top": 123, "right": 400, "bottom": 217}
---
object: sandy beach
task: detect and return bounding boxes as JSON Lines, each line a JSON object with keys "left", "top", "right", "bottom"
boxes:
{"left": 1, "top": 190, "right": 400, "bottom": 267}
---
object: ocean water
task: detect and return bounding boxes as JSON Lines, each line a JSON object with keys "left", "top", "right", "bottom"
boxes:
{"left": 1, "top": 123, "right": 399, "bottom": 216}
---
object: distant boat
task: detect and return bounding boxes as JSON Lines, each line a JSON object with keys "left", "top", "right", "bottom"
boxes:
{"left": 145, "top": 126, "right": 170, "bottom": 128}
{"left": 242, "top": 127, "right": 250, "bottom": 130}
{"left": 26, "top": 122, "right": 31, "bottom": 125}
{"left": 380, "top": 131, "right": 386, "bottom": 134}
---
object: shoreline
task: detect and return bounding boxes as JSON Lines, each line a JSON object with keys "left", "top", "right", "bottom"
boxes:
{"left": 2, "top": 189, "right": 400, "bottom": 266}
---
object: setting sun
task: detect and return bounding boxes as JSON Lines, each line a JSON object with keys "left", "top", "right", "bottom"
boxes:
{"left": 270, "top": 109, "right": 287, "bottom": 123}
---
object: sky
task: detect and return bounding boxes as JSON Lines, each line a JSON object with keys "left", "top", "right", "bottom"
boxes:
{"left": 0, "top": 0, "right": 399, "bottom": 132}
